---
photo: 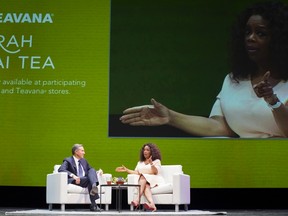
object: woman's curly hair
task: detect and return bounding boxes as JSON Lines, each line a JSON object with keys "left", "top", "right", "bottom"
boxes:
{"left": 229, "top": 1, "right": 288, "bottom": 81}
{"left": 139, "top": 143, "right": 162, "bottom": 161}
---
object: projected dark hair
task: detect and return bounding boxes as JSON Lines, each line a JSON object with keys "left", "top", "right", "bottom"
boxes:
{"left": 139, "top": 143, "right": 162, "bottom": 161}
{"left": 229, "top": 1, "right": 288, "bottom": 81}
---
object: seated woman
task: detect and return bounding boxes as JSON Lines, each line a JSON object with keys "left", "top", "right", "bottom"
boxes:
{"left": 116, "top": 143, "right": 165, "bottom": 212}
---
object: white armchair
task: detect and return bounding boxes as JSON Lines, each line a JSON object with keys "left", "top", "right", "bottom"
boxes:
{"left": 127, "top": 165, "right": 190, "bottom": 212}
{"left": 46, "top": 165, "right": 112, "bottom": 211}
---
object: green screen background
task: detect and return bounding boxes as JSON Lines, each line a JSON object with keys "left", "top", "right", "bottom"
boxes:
{"left": 0, "top": 0, "right": 288, "bottom": 188}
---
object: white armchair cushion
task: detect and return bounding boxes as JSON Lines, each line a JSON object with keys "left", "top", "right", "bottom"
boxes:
{"left": 67, "top": 183, "right": 107, "bottom": 194}
{"left": 151, "top": 183, "right": 173, "bottom": 194}
{"left": 67, "top": 184, "right": 88, "bottom": 194}
{"left": 53, "top": 165, "right": 61, "bottom": 173}
{"left": 161, "top": 165, "right": 183, "bottom": 184}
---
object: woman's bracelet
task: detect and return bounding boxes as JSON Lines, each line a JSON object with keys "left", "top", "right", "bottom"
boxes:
{"left": 266, "top": 94, "right": 282, "bottom": 110}
{"left": 268, "top": 101, "right": 282, "bottom": 110}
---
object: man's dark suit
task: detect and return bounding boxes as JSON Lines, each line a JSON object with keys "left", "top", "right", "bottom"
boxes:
{"left": 58, "top": 156, "right": 99, "bottom": 204}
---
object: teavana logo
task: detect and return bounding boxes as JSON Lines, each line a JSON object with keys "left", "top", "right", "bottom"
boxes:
{"left": 0, "top": 13, "right": 53, "bottom": 23}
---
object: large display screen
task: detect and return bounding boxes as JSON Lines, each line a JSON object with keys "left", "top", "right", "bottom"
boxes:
{"left": 0, "top": 0, "right": 287, "bottom": 189}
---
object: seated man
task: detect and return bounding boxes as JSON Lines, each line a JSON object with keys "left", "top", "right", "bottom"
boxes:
{"left": 58, "top": 143, "right": 100, "bottom": 211}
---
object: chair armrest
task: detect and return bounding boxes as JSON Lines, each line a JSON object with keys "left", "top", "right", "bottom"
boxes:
{"left": 127, "top": 174, "right": 140, "bottom": 203}
{"left": 46, "top": 172, "right": 68, "bottom": 203}
{"left": 98, "top": 173, "right": 112, "bottom": 185}
{"left": 172, "top": 173, "right": 190, "bottom": 204}
{"left": 127, "top": 174, "right": 139, "bottom": 184}
{"left": 98, "top": 173, "right": 112, "bottom": 203}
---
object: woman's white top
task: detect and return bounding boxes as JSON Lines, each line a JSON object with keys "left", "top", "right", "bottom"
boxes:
{"left": 209, "top": 74, "right": 288, "bottom": 138}
{"left": 135, "top": 159, "right": 165, "bottom": 188}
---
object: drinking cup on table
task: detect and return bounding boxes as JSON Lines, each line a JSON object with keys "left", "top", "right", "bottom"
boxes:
{"left": 106, "top": 176, "right": 112, "bottom": 185}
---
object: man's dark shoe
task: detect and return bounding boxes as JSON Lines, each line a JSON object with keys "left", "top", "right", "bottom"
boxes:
{"left": 90, "top": 204, "right": 102, "bottom": 211}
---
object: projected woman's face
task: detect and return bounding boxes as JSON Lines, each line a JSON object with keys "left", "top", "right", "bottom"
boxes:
{"left": 245, "top": 15, "right": 271, "bottom": 65}
{"left": 75, "top": 146, "right": 85, "bottom": 159}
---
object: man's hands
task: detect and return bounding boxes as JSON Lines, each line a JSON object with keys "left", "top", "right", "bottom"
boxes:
{"left": 70, "top": 174, "right": 81, "bottom": 184}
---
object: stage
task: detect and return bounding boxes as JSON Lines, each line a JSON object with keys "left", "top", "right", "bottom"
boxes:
{"left": 3, "top": 209, "right": 227, "bottom": 215}
{"left": 2, "top": 208, "right": 288, "bottom": 216}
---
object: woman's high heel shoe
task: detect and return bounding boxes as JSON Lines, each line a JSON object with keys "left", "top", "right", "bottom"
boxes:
{"left": 131, "top": 200, "right": 139, "bottom": 210}
{"left": 143, "top": 202, "right": 157, "bottom": 212}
